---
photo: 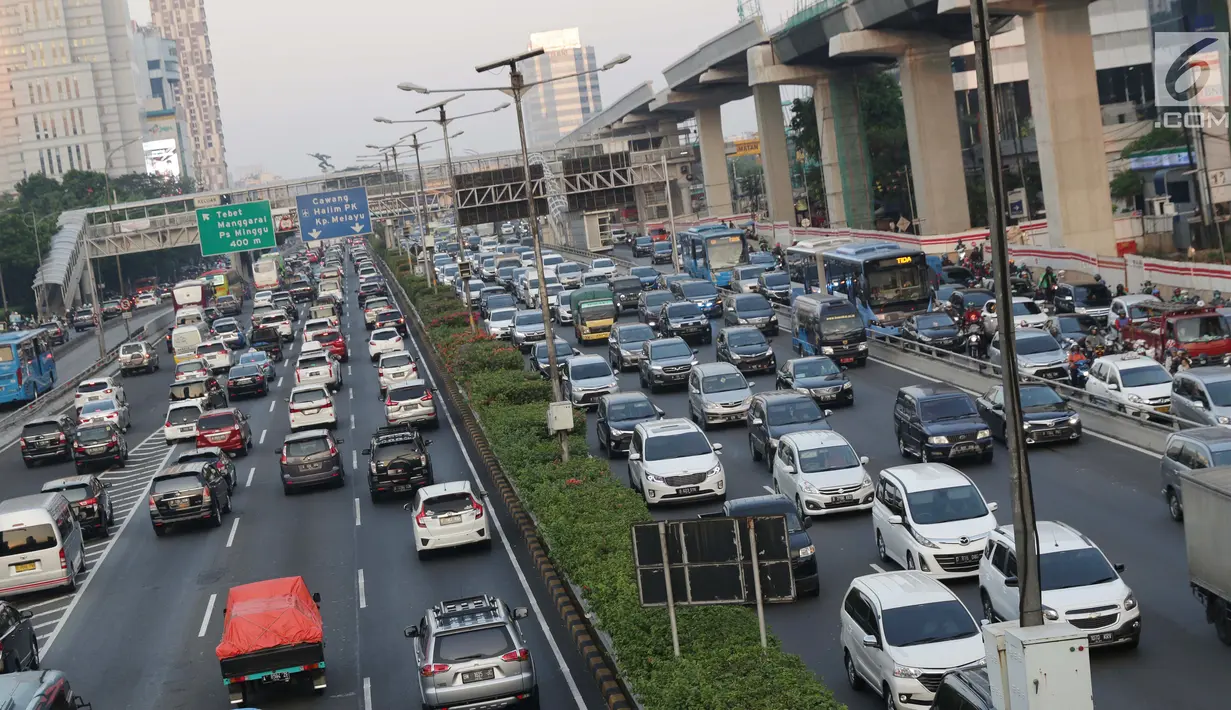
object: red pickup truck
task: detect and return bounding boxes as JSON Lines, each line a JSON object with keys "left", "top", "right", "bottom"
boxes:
{"left": 1120, "top": 303, "right": 1231, "bottom": 362}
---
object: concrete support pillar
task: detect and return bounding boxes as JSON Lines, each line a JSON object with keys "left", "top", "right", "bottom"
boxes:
{"left": 899, "top": 44, "right": 971, "bottom": 234}
{"left": 1022, "top": 0, "right": 1115, "bottom": 253}
{"left": 752, "top": 83, "right": 796, "bottom": 229}
{"left": 696, "top": 105, "right": 733, "bottom": 217}
{"left": 814, "top": 70, "right": 875, "bottom": 229}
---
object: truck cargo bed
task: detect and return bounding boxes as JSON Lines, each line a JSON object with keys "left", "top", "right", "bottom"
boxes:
{"left": 1180, "top": 467, "right": 1231, "bottom": 601}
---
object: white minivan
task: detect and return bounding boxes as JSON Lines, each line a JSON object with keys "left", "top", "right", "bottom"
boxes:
{"left": 172, "top": 323, "right": 208, "bottom": 364}
{"left": 0, "top": 493, "right": 86, "bottom": 598}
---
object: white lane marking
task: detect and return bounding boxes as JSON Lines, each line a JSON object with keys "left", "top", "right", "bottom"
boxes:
{"left": 349, "top": 389, "right": 354, "bottom": 400}
{"left": 259, "top": 429, "right": 267, "bottom": 444}
{"left": 350, "top": 414, "right": 355, "bottom": 430}
{"left": 100, "top": 471, "right": 153, "bottom": 483}
{"left": 352, "top": 450, "right": 357, "bottom": 470}
{"left": 20, "top": 596, "right": 72, "bottom": 612}
{"left": 357, "top": 569, "right": 367, "bottom": 609}
{"left": 277, "top": 377, "right": 284, "bottom": 388}
{"left": 29, "top": 607, "right": 67, "bottom": 620}
{"left": 354, "top": 498, "right": 361, "bottom": 526}
{"left": 402, "top": 327, "right": 587, "bottom": 708}
{"left": 226, "top": 517, "right": 240, "bottom": 548}
{"left": 33, "top": 620, "right": 59, "bottom": 631}
{"left": 870, "top": 563, "right": 886, "bottom": 573}
{"left": 40, "top": 436, "right": 178, "bottom": 655}
{"left": 363, "top": 677, "right": 372, "bottom": 710}
{"left": 1085, "top": 429, "right": 1162, "bottom": 459}
{"left": 246, "top": 466, "right": 255, "bottom": 487}
{"left": 197, "top": 593, "right": 217, "bottom": 637}
{"left": 269, "top": 400, "right": 276, "bottom": 413}
{"left": 348, "top": 365, "right": 353, "bottom": 377}
{"left": 762, "top": 485, "right": 774, "bottom": 494}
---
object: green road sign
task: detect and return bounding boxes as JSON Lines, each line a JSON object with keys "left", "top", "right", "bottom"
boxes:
{"left": 196, "top": 201, "right": 276, "bottom": 256}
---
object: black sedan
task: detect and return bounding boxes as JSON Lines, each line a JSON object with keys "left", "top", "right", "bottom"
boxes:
{"left": 976, "top": 383, "right": 1082, "bottom": 445}
{"left": 723, "top": 293, "right": 779, "bottom": 335}
{"left": 901, "top": 312, "right": 963, "bottom": 352}
{"left": 226, "top": 364, "right": 270, "bottom": 398}
{"left": 638, "top": 290, "right": 674, "bottom": 329}
{"left": 716, "top": 326, "right": 775, "bottom": 373}
{"left": 775, "top": 356, "right": 853, "bottom": 406}
{"left": 374, "top": 309, "right": 408, "bottom": 336}
{"left": 595, "top": 392, "right": 663, "bottom": 455}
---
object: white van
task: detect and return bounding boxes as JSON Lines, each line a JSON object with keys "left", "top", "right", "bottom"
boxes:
{"left": 0, "top": 493, "right": 85, "bottom": 598}
{"left": 172, "top": 323, "right": 208, "bottom": 364}
{"left": 175, "top": 306, "right": 206, "bottom": 328}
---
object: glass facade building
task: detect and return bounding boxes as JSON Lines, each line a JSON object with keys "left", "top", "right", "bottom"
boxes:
{"left": 521, "top": 28, "right": 603, "bottom": 150}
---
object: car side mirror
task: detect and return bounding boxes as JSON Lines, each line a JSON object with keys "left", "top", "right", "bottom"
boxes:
{"left": 692, "top": 348, "right": 699, "bottom": 355}
{"left": 513, "top": 606, "right": 529, "bottom": 619}
{"left": 404, "top": 626, "right": 419, "bottom": 638}
{"left": 823, "top": 409, "right": 833, "bottom": 417}
{"left": 104, "top": 482, "right": 113, "bottom": 488}
{"left": 713, "top": 443, "right": 723, "bottom": 452}
{"left": 1004, "top": 575, "right": 1020, "bottom": 588}
{"left": 361, "top": 448, "right": 372, "bottom": 455}
{"left": 19, "top": 610, "right": 32, "bottom": 620}
{"left": 751, "top": 417, "right": 763, "bottom": 427}
{"left": 803, "top": 517, "right": 812, "bottom": 529}
{"left": 988, "top": 501, "right": 999, "bottom": 512}
{"left": 859, "top": 456, "right": 869, "bottom": 465}
{"left": 335, "top": 438, "right": 344, "bottom": 445}
{"left": 1107, "top": 383, "right": 1120, "bottom": 391}
{"left": 689, "top": 386, "right": 699, "bottom": 394}
{"left": 782, "top": 464, "right": 795, "bottom": 474}
{"left": 887, "top": 514, "right": 903, "bottom": 526}
{"left": 992, "top": 402, "right": 1003, "bottom": 411}
{"left": 1193, "top": 400, "right": 1206, "bottom": 409}
{"left": 861, "top": 634, "right": 879, "bottom": 649}
{"left": 627, "top": 452, "right": 641, "bottom": 462}
{"left": 654, "top": 406, "right": 665, "bottom": 417}
{"left": 573, "top": 348, "right": 581, "bottom": 356}
{"left": 1114, "top": 563, "right": 1125, "bottom": 573}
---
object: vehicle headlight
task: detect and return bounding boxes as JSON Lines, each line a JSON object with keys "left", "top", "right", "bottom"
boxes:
{"left": 821, "top": 346, "right": 835, "bottom": 355}
{"left": 927, "top": 435, "right": 950, "bottom": 445}
{"left": 857, "top": 342, "right": 868, "bottom": 351}
{"left": 1219, "top": 416, "right": 1231, "bottom": 425}
{"left": 728, "top": 352, "right": 743, "bottom": 360}
{"left": 797, "top": 544, "right": 815, "bottom": 558}
{"left": 893, "top": 664, "right": 924, "bottom": 679}
{"left": 768, "top": 316, "right": 778, "bottom": 324}
{"left": 977, "top": 429, "right": 991, "bottom": 439}
{"left": 842, "top": 381, "right": 853, "bottom": 390}
{"left": 1126, "top": 394, "right": 1143, "bottom": 403}
{"left": 645, "top": 472, "right": 664, "bottom": 484}
{"left": 917, "top": 333, "right": 932, "bottom": 342}
{"left": 369, "top": 462, "right": 377, "bottom": 474}
{"left": 650, "top": 363, "right": 665, "bottom": 372}
{"left": 861, "top": 475, "right": 873, "bottom": 488}
{"left": 909, "top": 527, "right": 940, "bottom": 549}
{"left": 1043, "top": 606, "right": 1060, "bottom": 621}
{"left": 799, "top": 480, "right": 819, "bottom": 494}
{"left": 1123, "top": 593, "right": 1137, "bottom": 611}
{"left": 706, "top": 464, "right": 723, "bottom": 478}
{"left": 1068, "top": 414, "right": 1080, "bottom": 425}
{"left": 795, "top": 386, "right": 811, "bottom": 395}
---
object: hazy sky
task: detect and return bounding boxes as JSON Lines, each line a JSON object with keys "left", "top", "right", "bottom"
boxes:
{"left": 127, "top": 0, "right": 810, "bottom": 180}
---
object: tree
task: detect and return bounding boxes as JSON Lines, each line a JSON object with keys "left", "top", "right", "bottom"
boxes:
{"left": 1110, "top": 170, "right": 1145, "bottom": 201}
{"left": 859, "top": 71, "right": 910, "bottom": 217}
{"left": 788, "top": 97, "right": 827, "bottom": 210}
{"left": 1121, "top": 127, "right": 1186, "bottom": 159}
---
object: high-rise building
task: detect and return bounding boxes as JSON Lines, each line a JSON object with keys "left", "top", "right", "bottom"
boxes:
{"left": 0, "top": 0, "right": 146, "bottom": 192}
{"left": 520, "top": 28, "right": 603, "bottom": 150}
{"left": 148, "top": 0, "right": 227, "bottom": 190}
{"left": 132, "top": 23, "right": 193, "bottom": 183}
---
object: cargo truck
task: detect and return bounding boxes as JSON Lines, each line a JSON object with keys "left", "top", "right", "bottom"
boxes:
{"left": 569, "top": 286, "right": 616, "bottom": 343}
{"left": 1179, "top": 465, "right": 1231, "bottom": 645}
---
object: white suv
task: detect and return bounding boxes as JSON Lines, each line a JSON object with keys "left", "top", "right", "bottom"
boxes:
{"left": 979, "top": 520, "right": 1140, "bottom": 649}
{"left": 195, "top": 339, "right": 233, "bottom": 374}
{"left": 75, "top": 377, "right": 126, "bottom": 412}
{"left": 1085, "top": 353, "right": 1173, "bottom": 417}
{"left": 871, "top": 463, "right": 999, "bottom": 579}
{"left": 368, "top": 327, "right": 404, "bottom": 361}
{"left": 840, "top": 570, "right": 985, "bottom": 709}
{"left": 288, "top": 385, "right": 337, "bottom": 431}
{"left": 295, "top": 352, "right": 342, "bottom": 391}
{"left": 377, "top": 351, "right": 417, "bottom": 395}
{"left": 772, "top": 430, "right": 873, "bottom": 518}
{"left": 410, "top": 480, "right": 491, "bottom": 559}
{"left": 627, "top": 419, "right": 725, "bottom": 506}
{"left": 164, "top": 402, "right": 203, "bottom": 445}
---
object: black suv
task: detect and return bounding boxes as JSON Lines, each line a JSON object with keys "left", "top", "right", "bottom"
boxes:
{"left": 277, "top": 429, "right": 346, "bottom": 494}
{"left": 608, "top": 276, "right": 643, "bottom": 312}
{"left": 374, "top": 308, "right": 408, "bottom": 336}
{"left": 893, "top": 385, "right": 993, "bottom": 463}
{"left": 273, "top": 293, "right": 299, "bottom": 321}
{"left": 287, "top": 278, "right": 315, "bottom": 303}
{"left": 362, "top": 424, "right": 434, "bottom": 502}
{"left": 631, "top": 236, "right": 653, "bottom": 257}
{"left": 42, "top": 475, "right": 114, "bottom": 538}
{"left": 0, "top": 601, "right": 38, "bottom": 672}
{"left": 358, "top": 281, "right": 385, "bottom": 306}
{"left": 20, "top": 415, "right": 75, "bottom": 467}
{"left": 176, "top": 447, "right": 239, "bottom": 491}
{"left": 723, "top": 293, "right": 779, "bottom": 335}
{"left": 70, "top": 421, "right": 128, "bottom": 472}
{"left": 248, "top": 326, "right": 284, "bottom": 362}
{"left": 637, "top": 290, "right": 674, "bottom": 329}
{"left": 658, "top": 301, "right": 711, "bottom": 344}
{"left": 669, "top": 279, "right": 722, "bottom": 317}
{"left": 149, "top": 461, "right": 233, "bottom": 536}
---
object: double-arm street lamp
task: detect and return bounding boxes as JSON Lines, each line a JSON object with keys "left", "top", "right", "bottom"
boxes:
{"left": 397, "top": 49, "right": 631, "bottom": 461}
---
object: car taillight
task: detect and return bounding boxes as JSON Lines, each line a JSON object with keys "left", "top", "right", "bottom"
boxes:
{"left": 385, "top": 397, "right": 393, "bottom": 406}
{"left": 58, "top": 432, "right": 66, "bottom": 443}
{"left": 329, "top": 444, "right": 338, "bottom": 456}
{"left": 415, "top": 509, "right": 427, "bottom": 528}
{"left": 148, "top": 495, "right": 158, "bottom": 512}
{"left": 501, "top": 648, "right": 529, "bottom": 662}
{"left": 377, "top": 368, "right": 384, "bottom": 376}
{"left": 255, "top": 375, "right": 264, "bottom": 382}
{"left": 74, "top": 445, "right": 86, "bottom": 453}
{"left": 471, "top": 496, "right": 484, "bottom": 519}
{"left": 420, "top": 391, "right": 433, "bottom": 401}
{"left": 420, "top": 663, "right": 450, "bottom": 677}
{"left": 295, "top": 370, "right": 301, "bottom": 383}
{"left": 59, "top": 547, "right": 66, "bottom": 570}
{"left": 280, "top": 451, "right": 287, "bottom": 464}
{"left": 19, "top": 440, "right": 26, "bottom": 449}
{"left": 81, "top": 498, "right": 97, "bottom": 507}
{"left": 320, "top": 401, "right": 333, "bottom": 410}
{"left": 104, "top": 388, "right": 112, "bottom": 394}
{"left": 202, "top": 486, "right": 211, "bottom": 504}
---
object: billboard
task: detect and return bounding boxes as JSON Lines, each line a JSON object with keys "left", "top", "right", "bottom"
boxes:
{"left": 143, "top": 138, "right": 180, "bottom": 178}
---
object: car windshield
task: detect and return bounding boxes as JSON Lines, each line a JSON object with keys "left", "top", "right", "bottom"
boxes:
{"left": 1073, "top": 284, "right": 1112, "bottom": 306}
{"left": 612, "top": 278, "right": 641, "bottom": 291}
{"left": 0, "top": 524, "right": 57, "bottom": 557}
{"left": 593, "top": 259, "right": 613, "bottom": 269}
{"left": 762, "top": 272, "right": 789, "bottom": 288}
{"left": 285, "top": 437, "right": 331, "bottom": 458}
{"left": 81, "top": 400, "right": 116, "bottom": 414}
{"left": 153, "top": 475, "right": 204, "bottom": 495}
{"left": 1015, "top": 333, "right": 1061, "bottom": 355}
{"left": 915, "top": 314, "right": 955, "bottom": 330}
{"left": 962, "top": 292, "right": 994, "bottom": 308}
{"left": 167, "top": 407, "right": 201, "bottom": 425}
{"left": 488, "top": 296, "right": 515, "bottom": 310}
{"left": 1056, "top": 315, "right": 1099, "bottom": 334}
{"left": 238, "top": 353, "right": 267, "bottom": 365}
{"left": 728, "top": 330, "right": 767, "bottom": 348}
{"left": 291, "top": 389, "right": 328, "bottom": 405}
{"left": 651, "top": 341, "right": 692, "bottom": 359}
{"left": 797, "top": 444, "right": 860, "bottom": 473}
{"left": 919, "top": 395, "right": 977, "bottom": 421}
{"left": 557, "top": 264, "right": 582, "bottom": 275}
{"left": 882, "top": 600, "right": 979, "bottom": 647}
{"left": 536, "top": 341, "right": 572, "bottom": 361}
{"left": 906, "top": 484, "right": 989, "bottom": 524}
{"left": 681, "top": 282, "right": 718, "bottom": 298}
{"left": 702, "top": 372, "right": 747, "bottom": 393}
{"left": 653, "top": 242, "right": 673, "bottom": 253}
{"left": 734, "top": 295, "right": 772, "bottom": 312}
{"left": 1039, "top": 548, "right": 1118, "bottom": 591}
{"left": 571, "top": 361, "right": 612, "bottom": 380}
{"left": 631, "top": 267, "right": 657, "bottom": 278}
{"left": 1011, "top": 301, "right": 1042, "bottom": 316}
{"left": 516, "top": 312, "right": 544, "bottom": 326}
{"left": 644, "top": 431, "right": 712, "bottom": 461}
{"left": 767, "top": 398, "right": 823, "bottom": 425}
{"left": 76, "top": 425, "right": 113, "bottom": 443}
{"left": 609, "top": 398, "right": 656, "bottom": 422}
{"left": 1120, "top": 364, "right": 1172, "bottom": 387}
{"left": 1175, "top": 316, "right": 1230, "bottom": 342}
{"left": 643, "top": 293, "right": 672, "bottom": 309}
{"left": 198, "top": 412, "right": 237, "bottom": 430}
{"left": 666, "top": 303, "right": 702, "bottom": 318}
{"left": 1019, "top": 386, "right": 1064, "bottom": 407}
{"left": 737, "top": 266, "right": 768, "bottom": 281}
{"left": 618, "top": 325, "right": 655, "bottom": 343}
{"left": 820, "top": 315, "right": 864, "bottom": 339}
{"left": 793, "top": 358, "right": 840, "bottom": 378}
{"left": 382, "top": 353, "right": 413, "bottom": 368}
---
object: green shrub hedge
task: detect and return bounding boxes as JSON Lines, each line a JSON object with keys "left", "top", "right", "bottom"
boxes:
{"left": 388, "top": 264, "right": 843, "bottom": 710}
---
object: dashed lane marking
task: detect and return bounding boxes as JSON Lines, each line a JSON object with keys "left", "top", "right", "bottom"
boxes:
{"left": 197, "top": 593, "right": 217, "bottom": 637}
{"left": 246, "top": 466, "right": 255, "bottom": 488}
{"left": 226, "top": 517, "right": 240, "bottom": 548}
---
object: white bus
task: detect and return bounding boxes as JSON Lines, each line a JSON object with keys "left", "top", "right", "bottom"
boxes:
{"left": 252, "top": 256, "right": 282, "bottom": 291}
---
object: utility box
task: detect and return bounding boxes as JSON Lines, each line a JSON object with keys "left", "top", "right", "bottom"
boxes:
{"left": 546, "top": 401, "right": 574, "bottom": 434}
{"left": 1004, "top": 623, "right": 1093, "bottom": 710}
{"left": 981, "top": 621, "right": 1013, "bottom": 710}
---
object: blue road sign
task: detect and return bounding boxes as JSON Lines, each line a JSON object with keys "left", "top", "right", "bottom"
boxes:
{"left": 295, "top": 187, "right": 371, "bottom": 241}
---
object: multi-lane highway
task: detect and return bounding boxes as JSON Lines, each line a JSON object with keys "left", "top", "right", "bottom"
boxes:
{"left": 549, "top": 246, "right": 1223, "bottom": 710}
{"left": 0, "top": 282, "right": 603, "bottom": 708}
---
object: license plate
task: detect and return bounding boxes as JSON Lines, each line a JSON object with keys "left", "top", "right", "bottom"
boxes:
{"left": 393, "top": 485, "right": 413, "bottom": 492}
{"left": 952, "top": 444, "right": 979, "bottom": 455}
{"left": 954, "top": 554, "right": 979, "bottom": 563}
{"left": 209, "top": 434, "right": 229, "bottom": 441}
{"left": 13, "top": 562, "right": 35, "bottom": 573}
{"left": 171, "top": 499, "right": 188, "bottom": 509}
{"left": 88, "top": 395, "right": 100, "bottom": 402}
{"left": 262, "top": 672, "right": 291, "bottom": 684}
{"left": 440, "top": 514, "right": 462, "bottom": 526}
{"left": 1088, "top": 632, "right": 1116, "bottom": 645}
{"left": 87, "top": 446, "right": 105, "bottom": 454}
{"left": 461, "top": 668, "right": 495, "bottom": 683}
{"left": 304, "top": 408, "right": 319, "bottom": 415}
{"left": 831, "top": 494, "right": 854, "bottom": 503}
{"left": 677, "top": 486, "right": 700, "bottom": 495}
{"left": 840, "top": 357, "right": 855, "bottom": 364}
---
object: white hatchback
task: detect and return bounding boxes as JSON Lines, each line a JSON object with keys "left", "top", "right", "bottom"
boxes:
{"left": 135, "top": 292, "right": 158, "bottom": 309}
{"left": 368, "top": 327, "right": 404, "bottom": 361}
{"left": 164, "top": 402, "right": 203, "bottom": 445}
{"left": 295, "top": 353, "right": 342, "bottom": 391}
{"left": 772, "top": 430, "right": 874, "bottom": 518}
{"left": 74, "top": 377, "right": 125, "bottom": 412}
{"left": 409, "top": 480, "right": 491, "bottom": 559}
{"left": 174, "top": 359, "right": 209, "bottom": 383}
{"left": 288, "top": 385, "right": 336, "bottom": 431}
{"left": 377, "top": 351, "right": 417, "bottom": 395}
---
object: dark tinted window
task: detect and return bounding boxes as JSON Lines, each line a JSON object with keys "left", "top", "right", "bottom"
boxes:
{"left": 197, "top": 412, "right": 237, "bottom": 431}
{"left": 642, "top": 292, "right": 672, "bottom": 309}
{"left": 171, "top": 382, "right": 208, "bottom": 400}
{"left": 1039, "top": 548, "right": 1118, "bottom": 591}
{"left": 727, "top": 330, "right": 767, "bottom": 347}
{"left": 290, "top": 389, "right": 329, "bottom": 405}
{"left": 734, "top": 294, "right": 772, "bottom": 311}
{"left": 423, "top": 492, "right": 474, "bottom": 516}
{"left": 666, "top": 303, "right": 702, "bottom": 318}
{"left": 650, "top": 340, "right": 692, "bottom": 359}
{"left": 313, "top": 330, "right": 342, "bottom": 344}
{"left": 22, "top": 422, "right": 61, "bottom": 437}
{"left": 919, "top": 396, "right": 977, "bottom": 420}
{"left": 76, "top": 425, "right": 113, "bottom": 443}
{"left": 167, "top": 407, "right": 201, "bottom": 425}
{"left": 881, "top": 600, "right": 979, "bottom": 647}
{"left": 285, "top": 437, "right": 332, "bottom": 458}
{"left": 644, "top": 431, "right": 711, "bottom": 461}
{"left": 617, "top": 325, "right": 655, "bottom": 343}
{"left": 766, "top": 398, "right": 823, "bottom": 425}
{"left": 45, "top": 485, "right": 90, "bottom": 503}
{"left": 0, "top": 524, "right": 57, "bottom": 557}
{"left": 680, "top": 282, "right": 718, "bottom": 298}
{"left": 388, "top": 384, "right": 427, "bottom": 401}
{"left": 906, "top": 484, "right": 989, "bottom": 524}
{"left": 434, "top": 627, "right": 514, "bottom": 663}
{"left": 229, "top": 365, "right": 261, "bottom": 378}
{"left": 152, "top": 475, "right": 204, "bottom": 494}
{"left": 1015, "top": 333, "right": 1061, "bottom": 355}
{"left": 608, "top": 398, "right": 656, "bottom": 422}
{"left": 77, "top": 381, "right": 111, "bottom": 393}
{"left": 381, "top": 353, "right": 413, "bottom": 368}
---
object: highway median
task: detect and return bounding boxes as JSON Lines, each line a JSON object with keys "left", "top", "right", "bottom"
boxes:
{"left": 382, "top": 256, "right": 844, "bottom": 710}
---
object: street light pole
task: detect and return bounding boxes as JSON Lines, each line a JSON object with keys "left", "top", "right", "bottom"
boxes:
{"left": 95, "top": 136, "right": 141, "bottom": 359}
{"left": 408, "top": 133, "right": 435, "bottom": 290}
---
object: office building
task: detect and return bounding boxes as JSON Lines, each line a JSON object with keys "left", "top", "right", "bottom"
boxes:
{"left": 132, "top": 23, "right": 193, "bottom": 182}
{"left": 149, "top": 0, "right": 227, "bottom": 190}
{"left": 0, "top": 0, "right": 145, "bottom": 192}
{"left": 520, "top": 28, "right": 603, "bottom": 150}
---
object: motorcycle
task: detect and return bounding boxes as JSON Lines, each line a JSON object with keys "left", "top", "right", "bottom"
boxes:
{"left": 1069, "top": 357, "right": 1090, "bottom": 387}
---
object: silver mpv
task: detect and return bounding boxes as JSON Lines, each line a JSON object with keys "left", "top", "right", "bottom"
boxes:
{"left": 406, "top": 594, "right": 537, "bottom": 710}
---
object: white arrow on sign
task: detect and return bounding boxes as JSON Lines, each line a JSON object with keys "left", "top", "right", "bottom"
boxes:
{"left": 201, "top": 213, "right": 211, "bottom": 220}
{"left": 308, "top": 229, "right": 322, "bottom": 239}
{"left": 351, "top": 223, "right": 365, "bottom": 233}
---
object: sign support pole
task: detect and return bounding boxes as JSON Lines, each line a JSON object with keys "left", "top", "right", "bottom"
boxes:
{"left": 658, "top": 522, "right": 681, "bottom": 658}
{"left": 663, "top": 155, "right": 681, "bottom": 274}
{"left": 748, "top": 518, "right": 768, "bottom": 650}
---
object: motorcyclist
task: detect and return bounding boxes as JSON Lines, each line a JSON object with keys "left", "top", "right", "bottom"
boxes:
{"left": 1172, "top": 287, "right": 1185, "bottom": 303}
{"left": 1212, "top": 290, "right": 1226, "bottom": 307}
{"left": 1068, "top": 345, "right": 1088, "bottom": 386}
{"left": 1115, "top": 283, "right": 1127, "bottom": 297}
{"left": 1037, "top": 266, "right": 1058, "bottom": 292}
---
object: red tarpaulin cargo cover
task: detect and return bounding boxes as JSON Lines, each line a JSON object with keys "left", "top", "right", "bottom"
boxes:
{"left": 216, "top": 576, "right": 323, "bottom": 660}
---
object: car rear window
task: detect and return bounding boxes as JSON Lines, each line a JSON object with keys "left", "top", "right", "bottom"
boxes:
{"left": 198, "top": 342, "right": 227, "bottom": 354}
{"left": 214, "top": 322, "right": 238, "bottom": 333}
{"left": 167, "top": 407, "right": 201, "bottom": 425}
{"left": 171, "top": 382, "right": 208, "bottom": 400}
{"left": 45, "top": 485, "right": 89, "bottom": 503}
{"left": 291, "top": 389, "right": 329, "bottom": 405}
{"left": 388, "top": 384, "right": 427, "bottom": 401}
{"left": 177, "top": 361, "right": 204, "bottom": 373}
{"left": 313, "top": 331, "right": 341, "bottom": 344}
{"left": 434, "top": 627, "right": 515, "bottom": 663}
{"left": 120, "top": 344, "right": 145, "bottom": 355}
{"left": 153, "top": 475, "right": 203, "bottom": 495}
{"left": 0, "top": 525, "right": 57, "bottom": 557}
{"left": 80, "top": 400, "right": 115, "bottom": 415}
{"left": 299, "top": 356, "right": 329, "bottom": 369}
{"left": 285, "top": 437, "right": 332, "bottom": 458}
{"left": 77, "top": 381, "right": 110, "bottom": 393}
{"left": 382, "top": 353, "right": 413, "bottom": 368}
{"left": 424, "top": 492, "right": 474, "bottom": 516}
{"left": 197, "top": 412, "right": 236, "bottom": 430}
{"left": 22, "top": 422, "right": 60, "bottom": 437}
{"left": 373, "top": 330, "right": 399, "bottom": 341}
